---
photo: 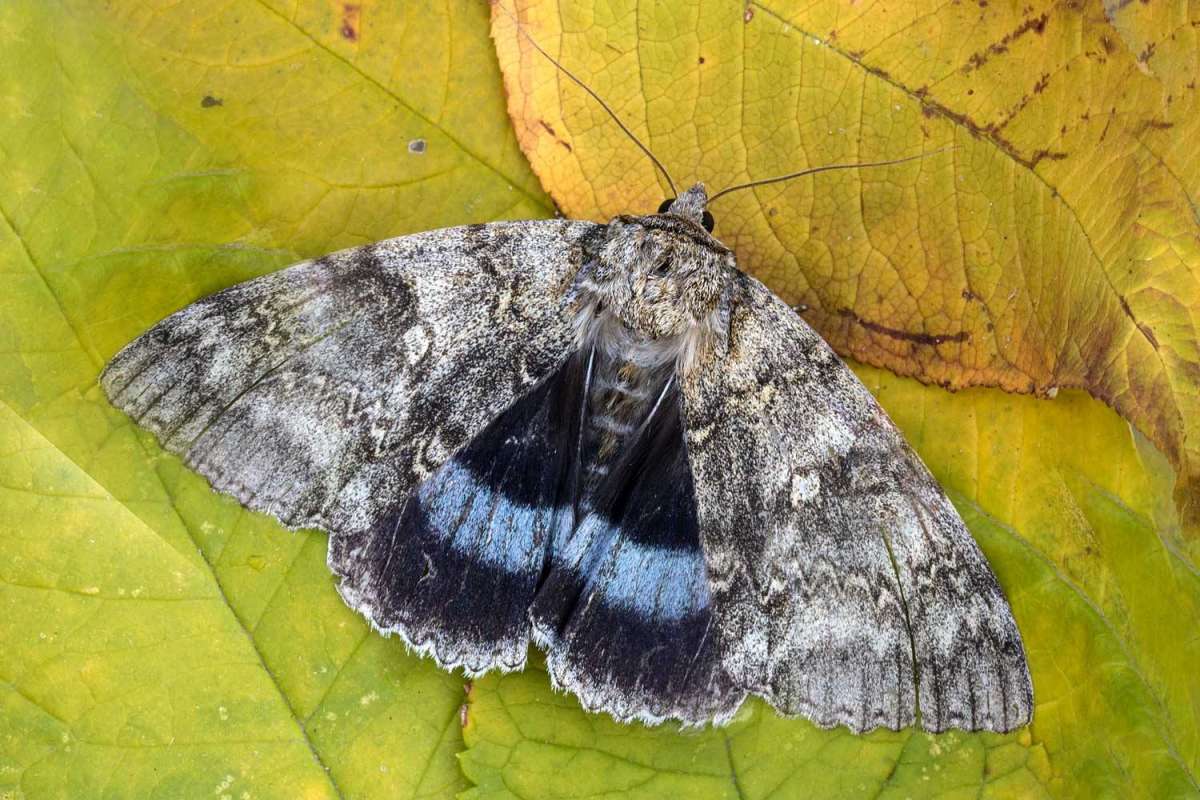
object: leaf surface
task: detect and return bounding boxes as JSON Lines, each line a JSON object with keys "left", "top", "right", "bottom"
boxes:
{"left": 490, "top": 0, "right": 1200, "bottom": 525}
{"left": 0, "top": 0, "right": 550, "bottom": 796}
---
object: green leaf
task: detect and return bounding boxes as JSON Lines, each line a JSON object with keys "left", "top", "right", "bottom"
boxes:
{"left": 0, "top": 402, "right": 339, "bottom": 798}
{"left": 0, "top": 0, "right": 550, "bottom": 797}
{"left": 461, "top": 372, "right": 1200, "bottom": 798}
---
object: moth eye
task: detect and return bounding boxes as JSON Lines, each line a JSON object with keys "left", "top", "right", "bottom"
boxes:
{"left": 702, "top": 210, "right": 716, "bottom": 233}
{"left": 657, "top": 199, "right": 675, "bottom": 214}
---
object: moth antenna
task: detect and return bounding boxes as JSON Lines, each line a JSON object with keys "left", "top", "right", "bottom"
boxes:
{"left": 494, "top": 1, "right": 679, "bottom": 197}
{"left": 708, "top": 147, "right": 954, "bottom": 204}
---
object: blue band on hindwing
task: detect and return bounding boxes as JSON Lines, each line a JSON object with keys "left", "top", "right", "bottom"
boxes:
{"left": 357, "top": 347, "right": 723, "bottom": 716}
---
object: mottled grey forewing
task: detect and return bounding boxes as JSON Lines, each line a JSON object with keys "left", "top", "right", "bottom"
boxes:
{"left": 680, "top": 272, "right": 1033, "bottom": 733}
{"left": 102, "top": 219, "right": 597, "bottom": 538}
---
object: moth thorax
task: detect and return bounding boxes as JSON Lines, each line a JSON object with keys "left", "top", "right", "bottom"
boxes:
{"left": 573, "top": 302, "right": 719, "bottom": 376}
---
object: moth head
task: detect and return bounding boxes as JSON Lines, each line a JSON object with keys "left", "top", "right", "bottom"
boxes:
{"left": 585, "top": 183, "right": 734, "bottom": 344}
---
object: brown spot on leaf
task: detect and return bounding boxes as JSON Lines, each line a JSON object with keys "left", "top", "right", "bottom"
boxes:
{"left": 1026, "top": 148, "right": 1068, "bottom": 167}
{"left": 924, "top": 96, "right": 1065, "bottom": 167}
{"left": 340, "top": 3, "right": 361, "bottom": 41}
{"left": 1137, "top": 42, "right": 1156, "bottom": 63}
{"left": 538, "top": 119, "right": 573, "bottom": 152}
{"left": 839, "top": 309, "right": 971, "bottom": 346}
{"left": 1120, "top": 295, "right": 1160, "bottom": 350}
{"left": 842, "top": 50, "right": 1064, "bottom": 168}
{"left": 962, "top": 13, "right": 1049, "bottom": 73}
{"left": 1136, "top": 119, "right": 1174, "bottom": 133}
{"left": 991, "top": 72, "right": 1051, "bottom": 131}
{"left": 200, "top": 95, "right": 223, "bottom": 108}
{"left": 1099, "top": 107, "right": 1116, "bottom": 142}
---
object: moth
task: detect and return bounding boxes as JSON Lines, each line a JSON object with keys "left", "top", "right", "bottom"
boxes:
{"left": 100, "top": 39, "right": 1032, "bottom": 736}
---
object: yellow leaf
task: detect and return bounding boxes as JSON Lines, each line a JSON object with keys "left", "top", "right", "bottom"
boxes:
{"left": 490, "top": 0, "right": 1200, "bottom": 527}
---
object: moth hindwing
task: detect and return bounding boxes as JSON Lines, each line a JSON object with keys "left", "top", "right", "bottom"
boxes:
{"left": 104, "top": 184, "right": 1032, "bottom": 733}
